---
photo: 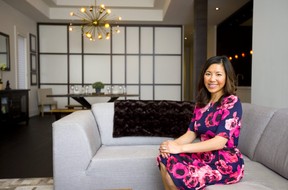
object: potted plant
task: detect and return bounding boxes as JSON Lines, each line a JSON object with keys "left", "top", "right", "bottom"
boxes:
{"left": 92, "top": 81, "right": 104, "bottom": 94}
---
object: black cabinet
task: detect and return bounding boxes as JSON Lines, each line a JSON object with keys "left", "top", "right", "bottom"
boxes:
{"left": 0, "top": 89, "right": 29, "bottom": 125}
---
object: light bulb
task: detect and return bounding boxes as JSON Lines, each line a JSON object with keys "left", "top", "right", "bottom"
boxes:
{"left": 106, "top": 32, "right": 110, "bottom": 39}
{"left": 86, "top": 33, "right": 92, "bottom": 38}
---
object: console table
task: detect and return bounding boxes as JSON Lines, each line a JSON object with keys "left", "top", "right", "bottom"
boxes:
{"left": 0, "top": 89, "right": 30, "bottom": 125}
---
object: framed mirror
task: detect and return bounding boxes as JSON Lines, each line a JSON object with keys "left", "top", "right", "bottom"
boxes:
{"left": 0, "top": 32, "right": 10, "bottom": 71}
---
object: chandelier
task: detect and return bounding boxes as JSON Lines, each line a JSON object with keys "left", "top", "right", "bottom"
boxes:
{"left": 69, "top": 0, "right": 121, "bottom": 41}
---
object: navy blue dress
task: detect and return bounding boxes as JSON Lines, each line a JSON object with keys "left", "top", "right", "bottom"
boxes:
{"left": 157, "top": 95, "right": 244, "bottom": 190}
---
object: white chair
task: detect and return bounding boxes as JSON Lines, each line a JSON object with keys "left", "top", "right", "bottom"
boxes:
{"left": 37, "top": 88, "right": 57, "bottom": 116}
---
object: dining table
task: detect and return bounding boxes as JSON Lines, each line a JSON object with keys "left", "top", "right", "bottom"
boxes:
{"left": 47, "top": 93, "right": 139, "bottom": 109}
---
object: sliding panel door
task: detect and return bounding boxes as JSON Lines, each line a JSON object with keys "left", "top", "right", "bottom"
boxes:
{"left": 154, "top": 27, "right": 182, "bottom": 100}
{"left": 39, "top": 25, "right": 68, "bottom": 107}
{"left": 38, "top": 24, "right": 183, "bottom": 102}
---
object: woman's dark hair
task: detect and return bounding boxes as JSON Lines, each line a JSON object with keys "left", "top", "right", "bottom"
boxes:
{"left": 196, "top": 55, "right": 237, "bottom": 107}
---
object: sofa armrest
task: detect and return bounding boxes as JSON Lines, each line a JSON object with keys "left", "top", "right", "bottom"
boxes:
{"left": 52, "top": 110, "right": 101, "bottom": 184}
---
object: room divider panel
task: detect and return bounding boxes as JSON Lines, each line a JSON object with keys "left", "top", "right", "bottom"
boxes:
{"left": 38, "top": 24, "right": 183, "bottom": 108}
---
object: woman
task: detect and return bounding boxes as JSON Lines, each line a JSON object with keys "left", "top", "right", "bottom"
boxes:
{"left": 157, "top": 55, "right": 244, "bottom": 190}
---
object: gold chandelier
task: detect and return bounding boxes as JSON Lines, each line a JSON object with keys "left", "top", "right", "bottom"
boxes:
{"left": 69, "top": 0, "right": 121, "bottom": 41}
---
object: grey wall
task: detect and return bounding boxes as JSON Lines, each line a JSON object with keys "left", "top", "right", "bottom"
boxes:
{"left": 0, "top": 0, "right": 39, "bottom": 116}
{"left": 252, "top": 0, "right": 288, "bottom": 108}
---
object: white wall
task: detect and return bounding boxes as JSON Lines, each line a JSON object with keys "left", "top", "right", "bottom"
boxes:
{"left": 252, "top": 0, "right": 288, "bottom": 108}
{"left": 0, "top": 1, "right": 39, "bottom": 116}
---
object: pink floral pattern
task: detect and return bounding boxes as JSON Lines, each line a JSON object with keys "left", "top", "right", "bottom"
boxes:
{"left": 157, "top": 95, "right": 244, "bottom": 189}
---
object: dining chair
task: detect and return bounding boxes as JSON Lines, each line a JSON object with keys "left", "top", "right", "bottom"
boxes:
{"left": 37, "top": 88, "right": 57, "bottom": 117}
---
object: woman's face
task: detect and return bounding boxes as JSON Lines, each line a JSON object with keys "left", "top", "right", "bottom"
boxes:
{"left": 204, "top": 63, "right": 226, "bottom": 99}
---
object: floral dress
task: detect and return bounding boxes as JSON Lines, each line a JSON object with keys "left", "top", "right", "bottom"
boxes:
{"left": 157, "top": 95, "right": 244, "bottom": 190}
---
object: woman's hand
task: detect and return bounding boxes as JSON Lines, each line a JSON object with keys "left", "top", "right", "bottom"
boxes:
{"left": 159, "top": 141, "right": 170, "bottom": 158}
{"left": 159, "top": 141, "right": 181, "bottom": 159}
{"left": 159, "top": 131, "right": 196, "bottom": 158}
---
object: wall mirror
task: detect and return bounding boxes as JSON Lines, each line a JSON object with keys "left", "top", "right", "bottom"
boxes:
{"left": 0, "top": 32, "right": 10, "bottom": 71}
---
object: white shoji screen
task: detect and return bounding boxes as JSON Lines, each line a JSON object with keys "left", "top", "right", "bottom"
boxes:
{"left": 38, "top": 24, "right": 183, "bottom": 103}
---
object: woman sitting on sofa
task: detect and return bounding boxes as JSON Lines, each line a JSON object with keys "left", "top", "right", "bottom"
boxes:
{"left": 157, "top": 55, "right": 244, "bottom": 190}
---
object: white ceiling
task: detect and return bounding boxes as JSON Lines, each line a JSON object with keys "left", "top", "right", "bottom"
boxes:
{"left": 3, "top": 0, "right": 250, "bottom": 41}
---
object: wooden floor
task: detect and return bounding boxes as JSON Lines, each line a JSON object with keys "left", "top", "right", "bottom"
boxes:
{"left": 0, "top": 115, "right": 54, "bottom": 178}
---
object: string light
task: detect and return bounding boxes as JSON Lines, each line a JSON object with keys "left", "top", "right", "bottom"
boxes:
{"left": 227, "top": 50, "right": 252, "bottom": 61}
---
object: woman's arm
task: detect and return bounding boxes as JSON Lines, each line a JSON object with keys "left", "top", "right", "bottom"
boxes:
{"left": 180, "top": 135, "right": 228, "bottom": 153}
{"left": 159, "top": 130, "right": 196, "bottom": 158}
{"left": 162, "top": 135, "right": 227, "bottom": 157}
{"left": 174, "top": 130, "right": 197, "bottom": 145}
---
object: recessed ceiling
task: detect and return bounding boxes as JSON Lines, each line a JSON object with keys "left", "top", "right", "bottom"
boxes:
{"left": 3, "top": 0, "right": 251, "bottom": 42}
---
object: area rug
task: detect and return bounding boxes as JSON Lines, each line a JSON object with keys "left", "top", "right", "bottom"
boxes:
{"left": 0, "top": 177, "right": 53, "bottom": 190}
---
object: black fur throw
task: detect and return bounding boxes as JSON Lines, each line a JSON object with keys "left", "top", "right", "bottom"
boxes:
{"left": 113, "top": 100, "right": 195, "bottom": 138}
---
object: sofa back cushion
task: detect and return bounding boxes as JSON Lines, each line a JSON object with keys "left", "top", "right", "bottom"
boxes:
{"left": 253, "top": 108, "right": 288, "bottom": 179}
{"left": 92, "top": 102, "right": 173, "bottom": 146}
{"left": 239, "top": 103, "right": 277, "bottom": 159}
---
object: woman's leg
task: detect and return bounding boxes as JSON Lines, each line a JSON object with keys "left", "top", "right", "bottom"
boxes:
{"left": 159, "top": 163, "right": 178, "bottom": 190}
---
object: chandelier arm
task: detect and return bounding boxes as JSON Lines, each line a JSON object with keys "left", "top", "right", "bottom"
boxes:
{"left": 87, "top": 0, "right": 98, "bottom": 21}
{"left": 98, "top": 12, "right": 110, "bottom": 22}
{"left": 83, "top": 26, "right": 94, "bottom": 38}
{"left": 71, "top": 13, "right": 84, "bottom": 20}
{"left": 75, "top": 12, "right": 92, "bottom": 24}
{"left": 108, "top": 15, "right": 119, "bottom": 22}
{"left": 98, "top": 26, "right": 108, "bottom": 36}
{"left": 94, "top": 6, "right": 101, "bottom": 20}
{"left": 95, "top": 27, "right": 102, "bottom": 38}
{"left": 84, "top": 11, "right": 95, "bottom": 23}
{"left": 90, "top": 6, "right": 96, "bottom": 20}
{"left": 91, "top": 26, "right": 96, "bottom": 40}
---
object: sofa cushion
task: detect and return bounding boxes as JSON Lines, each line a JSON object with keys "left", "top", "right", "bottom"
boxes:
{"left": 253, "top": 108, "right": 288, "bottom": 179}
{"left": 207, "top": 155, "right": 288, "bottom": 190}
{"left": 113, "top": 100, "right": 195, "bottom": 138}
{"left": 238, "top": 103, "right": 277, "bottom": 160}
{"left": 92, "top": 102, "right": 173, "bottom": 145}
{"left": 85, "top": 145, "right": 164, "bottom": 190}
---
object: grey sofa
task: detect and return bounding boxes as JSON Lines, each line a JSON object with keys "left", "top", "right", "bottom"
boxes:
{"left": 52, "top": 101, "right": 288, "bottom": 190}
